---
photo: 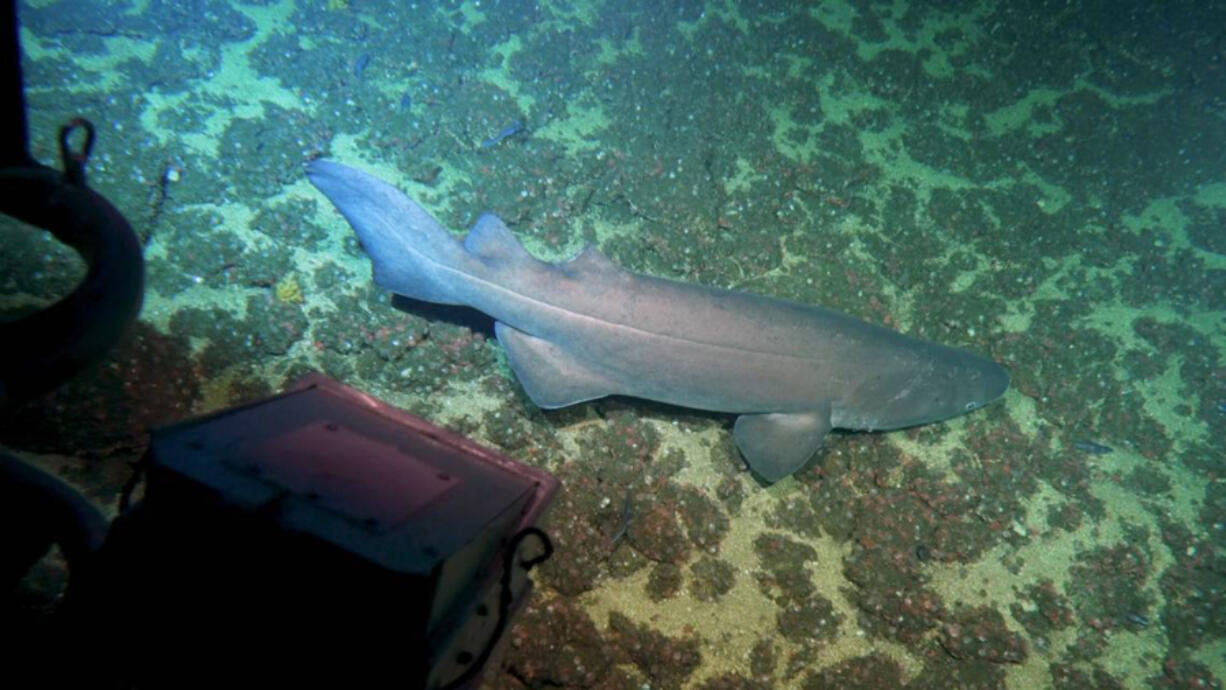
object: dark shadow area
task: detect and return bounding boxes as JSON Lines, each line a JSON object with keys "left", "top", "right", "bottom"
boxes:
{"left": 392, "top": 293, "right": 496, "bottom": 340}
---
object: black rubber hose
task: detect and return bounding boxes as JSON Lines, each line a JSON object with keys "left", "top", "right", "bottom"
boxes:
{"left": 0, "top": 0, "right": 30, "bottom": 168}
{"left": 0, "top": 160, "right": 145, "bottom": 407}
{"left": 0, "top": 0, "right": 145, "bottom": 407}
{"left": 0, "top": 451, "right": 108, "bottom": 591}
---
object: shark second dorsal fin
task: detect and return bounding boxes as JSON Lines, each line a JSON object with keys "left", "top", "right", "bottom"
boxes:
{"left": 556, "top": 243, "right": 622, "bottom": 280}
{"left": 464, "top": 213, "right": 531, "bottom": 264}
{"left": 569, "top": 244, "right": 616, "bottom": 271}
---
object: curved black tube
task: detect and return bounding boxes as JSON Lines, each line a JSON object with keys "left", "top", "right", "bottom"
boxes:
{"left": 0, "top": 0, "right": 29, "bottom": 169}
{"left": 0, "top": 159, "right": 145, "bottom": 407}
{"left": 0, "top": 0, "right": 145, "bottom": 408}
{"left": 0, "top": 451, "right": 108, "bottom": 591}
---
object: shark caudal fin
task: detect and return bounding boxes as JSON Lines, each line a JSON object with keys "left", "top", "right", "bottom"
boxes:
{"left": 307, "top": 159, "right": 469, "bottom": 305}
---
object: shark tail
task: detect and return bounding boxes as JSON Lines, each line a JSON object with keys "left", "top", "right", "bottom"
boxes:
{"left": 307, "top": 159, "right": 470, "bottom": 305}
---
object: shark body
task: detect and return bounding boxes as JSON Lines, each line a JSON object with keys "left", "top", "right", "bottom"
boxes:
{"left": 308, "top": 160, "right": 1009, "bottom": 482}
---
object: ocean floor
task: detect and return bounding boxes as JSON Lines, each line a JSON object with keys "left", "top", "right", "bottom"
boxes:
{"left": 2, "top": 0, "right": 1224, "bottom": 687}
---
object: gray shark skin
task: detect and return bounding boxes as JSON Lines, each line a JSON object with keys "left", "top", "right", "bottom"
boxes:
{"left": 307, "top": 160, "right": 1010, "bottom": 482}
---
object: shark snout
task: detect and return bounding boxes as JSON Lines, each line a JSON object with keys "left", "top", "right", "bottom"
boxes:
{"left": 956, "top": 350, "right": 1010, "bottom": 410}
{"left": 871, "top": 348, "right": 1009, "bottom": 429}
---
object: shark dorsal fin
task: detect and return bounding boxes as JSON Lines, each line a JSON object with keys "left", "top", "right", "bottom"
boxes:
{"left": 569, "top": 244, "right": 615, "bottom": 269}
{"left": 558, "top": 244, "right": 621, "bottom": 279}
{"left": 464, "top": 213, "right": 529, "bottom": 263}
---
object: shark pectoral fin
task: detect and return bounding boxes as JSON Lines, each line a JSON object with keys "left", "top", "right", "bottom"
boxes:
{"left": 495, "top": 322, "right": 617, "bottom": 408}
{"left": 733, "top": 408, "right": 833, "bottom": 483}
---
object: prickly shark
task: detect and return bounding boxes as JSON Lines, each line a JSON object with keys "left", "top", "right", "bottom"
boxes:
{"left": 308, "top": 160, "right": 1009, "bottom": 482}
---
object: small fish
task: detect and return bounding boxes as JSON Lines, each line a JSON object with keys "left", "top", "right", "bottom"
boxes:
{"left": 480, "top": 120, "right": 524, "bottom": 148}
{"left": 353, "top": 53, "right": 371, "bottom": 79}
{"left": 610, "top": 493, "right": 633, "bottom": 547}
{"left": 398, "top": 91, "right": 413, "bottom": 111}
{"left": 1074, "top": 440, "right": 1114, "bottom": 455}
{"left": 1125, "top": 612, "right": 1150, "bottom": 628}
{"left": 1215, "top": 401, "right": 1226, "bottom": 414}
